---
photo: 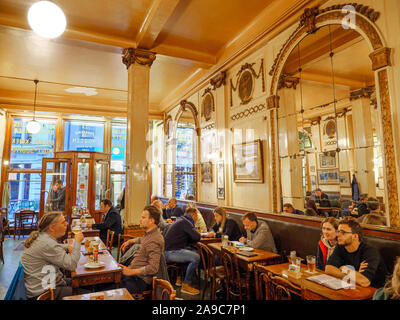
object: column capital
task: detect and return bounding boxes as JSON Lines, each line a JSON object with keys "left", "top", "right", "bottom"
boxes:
{"left": 350, "top": 86, "right": 375, "bottom": 101}
{"left": 122, "top": 48, "right": 156, "bottom": 69}
{"left": 369, "top": 47, "right": 391, "bottom": 71}
{"left": 267, "top": 95, "right": 280, "bottom": 110}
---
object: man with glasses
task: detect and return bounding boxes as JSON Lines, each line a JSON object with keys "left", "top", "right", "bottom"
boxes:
{"left": 325, "top": 218, "right": 387, "bottom": 288}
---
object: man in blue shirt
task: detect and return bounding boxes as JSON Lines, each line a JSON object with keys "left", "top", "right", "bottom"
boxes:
{"left": 162, "top": 197, "right": 184, "bottom": 219}
{"left": 283, "top": 203, "right": 304, "bottom": 215}
{"left": 164, "top": 207, "right": 200, "bottom": 295}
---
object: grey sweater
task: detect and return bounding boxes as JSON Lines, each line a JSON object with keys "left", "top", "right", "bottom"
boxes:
{"left": 21, "top": 232, "right": 81, "bottom": 298}
{"left": 246, "top": 221, "right": 277, "bottom": 253}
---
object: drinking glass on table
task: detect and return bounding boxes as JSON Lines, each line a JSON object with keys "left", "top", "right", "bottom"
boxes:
{"left": 306, "top": 255, "right": 316, "bottom": 273}
{"left": 72, "top": 226, "right": 82, "bottom": 235}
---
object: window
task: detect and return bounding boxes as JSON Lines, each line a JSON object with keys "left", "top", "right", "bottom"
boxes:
{"left": 10, "top": 118, "right": 56, "bottom": 169}
{"left": 111, "top": 123, "right": 127, "bottom": 172}
{"left": 175, "top": 126, "right": 196, "bottom": 199}
{"left": 64, "top": 120, "right": 104, "bottom": 152}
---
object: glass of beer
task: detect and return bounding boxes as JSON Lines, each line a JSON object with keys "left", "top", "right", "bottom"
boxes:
{"left": 72, "top": 226, "right": 81, "bottom": 235}
{"left": 306, "top": 255, "right": 316, "bottom": 273}
{"left": 84, "top": 238, "right": 91, "bottom": 250}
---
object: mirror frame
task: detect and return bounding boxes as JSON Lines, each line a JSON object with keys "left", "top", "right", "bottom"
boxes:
{"left": 267, "top": 4, "right": 399, "bottom": 228}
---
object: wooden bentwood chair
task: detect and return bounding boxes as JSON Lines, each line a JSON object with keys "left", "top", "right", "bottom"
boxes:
{"left": 221, "top": 246, "right": 247, "bottom": 300}
{"left": 105, "top": 230, "right": 115, "bottom": 253}
{"left": 14, "top": 210, "right": 37, "bottom": 240}
{"left": 254, "top": 263, "right": 303, "bottom": 300}
{"left": 196, "top": 242, "right": 225, "bottom": 300}
{"left": 37, "top": 288, "right": 54, "bottom": 300}
{"left": 152, "top": 276, "right": 177, "bottom": 300}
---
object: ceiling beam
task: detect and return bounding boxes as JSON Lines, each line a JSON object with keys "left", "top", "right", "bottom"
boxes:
{"left": 136, "top": 0, "right": 180, "bottom": 49}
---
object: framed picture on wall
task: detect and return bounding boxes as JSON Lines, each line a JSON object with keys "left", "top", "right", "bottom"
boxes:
{"left": 201, "top": 162, "right": 212, "bottom": 183}
{"left": 217, "top": 160, "right": 225, "bottom": 199}
{"left": 339, "top": 171, "right": 351, "bottom": 187}
{"left": 317, "top": 169, "right": 339, "bottom": 185}
{"left": 232, "top": 139, "right": 263, "bottom": 183}
{"left": 319, "top": 152, "right": 337, "bottom": 168}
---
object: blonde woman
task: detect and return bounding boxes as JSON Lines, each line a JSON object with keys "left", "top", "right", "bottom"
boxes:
{"left": 186, "top": 201, "right": 207, "bottom": 233}
{"left": 373, "top": 257, "right": 400, "bottom": 300}
{"left": 316, "top": 217, "right": 338, "bottom": 271}
{"left": 205, "top": 207, "right": 242, "bottom": 241}
{"left": 21, "top": 212, "right": 83, "bottom": 300}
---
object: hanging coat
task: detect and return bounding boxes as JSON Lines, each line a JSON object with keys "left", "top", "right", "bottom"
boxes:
{"left": 351, "top": 174, "right": 360, "bottom": 202}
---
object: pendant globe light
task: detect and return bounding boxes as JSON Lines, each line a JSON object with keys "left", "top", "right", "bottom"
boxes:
{"left": 27, "top": 1, "right": 66, "bottom": 39}
{"left": 26, "top": 80, "right": 41, "bottom": 134}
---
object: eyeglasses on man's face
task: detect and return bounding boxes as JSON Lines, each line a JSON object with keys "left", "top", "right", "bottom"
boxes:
{"left": 336, "top": 230, "right": 353, "bottom": 235}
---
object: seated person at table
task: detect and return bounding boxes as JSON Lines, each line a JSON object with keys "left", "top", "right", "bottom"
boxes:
{"left": 186, "top": 201, "right": 207, "bottom": 233}
{"left": 316, "top": 217, "right": 338, "bottom": 271}
{"left": 361, "top": 198, "right": 386, "bottom": 226}
{"left": 50, "top": 179, "right": 66, "bottom": 211}
{"left": 352, "top": 194, "right": 370, "bottom": 218}
{"left": 162, "top": 198, "right": 184, "bottom": 220}
{"left": 239, "top": 212, "right": 277, "bottom": 253}
{"left": 164, "top": 207, "right": 200, "bottom": 295}
{"left": 305, "top": 191, "right": 319, "bottom": 213}
{"left": 87, "top": 199, "right": 122, "bottom": 246}
{"left": 314, "top": 188, "right": 330, "bottom": 207}
{"left": 151, "top": 200, "right": 169, "bottom": 234}
{"left": 205, "top": 207, "right": 243, "bottom": 241}
{"left": 283, "top": 203, "right": 304, "bottom": 215}
{"left": 21, "top": 212, "right": 84, "bottom": 300}
{"left": 325, "top": 218, "right": 388, "bottom": 288}
{"left": 373, "top": 257, "right": 400, "bottom": 300}
{"left": 118, "top": 206, "right": 164, "bottom": 294}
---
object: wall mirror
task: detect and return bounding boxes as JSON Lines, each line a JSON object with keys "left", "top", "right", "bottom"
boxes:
{"left": 277, "top": 24, "right": 390, "bottom": 228}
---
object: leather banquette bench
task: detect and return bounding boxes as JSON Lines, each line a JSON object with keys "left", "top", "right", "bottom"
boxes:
{"left": 160, "top": 198, "right": 400, "bottom": 273}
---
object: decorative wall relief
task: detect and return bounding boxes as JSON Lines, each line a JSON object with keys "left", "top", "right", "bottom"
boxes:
{"left": 201, "top": 88, "right": 215, "bottom": 122}
{"left": 230, "top": 59, "right": 265, "bottom": 107}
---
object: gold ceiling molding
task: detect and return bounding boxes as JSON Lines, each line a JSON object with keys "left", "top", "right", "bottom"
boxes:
{"left": 230, "top": 103, "right": 265, "bottom": 121}
{"left": 122, "top": 48, "right": 157, "bottom": 69}
{"left": 349, "top": 86, "right": 375, "bottom": 101}
{"left": 369, "top": 47, "right": 392, "bottom": 71}
{"left": 230, "top": 59, "right": 265, "bottom": 107}
{"left": 210, "top": 71, "right": 226, "bottom": 90}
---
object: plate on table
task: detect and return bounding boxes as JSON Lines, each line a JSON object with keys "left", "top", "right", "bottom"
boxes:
{"left": 84, "top": 261, "right": 105, "bottom": 269}
{"left": 239, "top": 246, "right": 254, "bottom": 252}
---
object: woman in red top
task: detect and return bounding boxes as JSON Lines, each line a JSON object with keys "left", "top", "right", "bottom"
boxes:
{"left": 316, "top": 217, "right": 338, "bottom": 271}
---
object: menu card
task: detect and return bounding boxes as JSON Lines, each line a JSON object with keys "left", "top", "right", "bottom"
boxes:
{"left": 306, "top": 274, "right": 353, "bottom": 290}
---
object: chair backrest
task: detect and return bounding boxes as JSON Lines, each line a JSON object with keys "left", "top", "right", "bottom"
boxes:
{"left": 106, "top": 230, "right": 115, "bottom": 252}
{"left": 197, "top": 242, "right": 216, "bottom": 279}
{"left": 152, "top": 276, "right": 176, "bottom": 300}
{"left": 268, "top": 274, "right": 303, "bottom": 300}
{"left": 4, "top": 262, "right": 27, "bottom": 300}
{"left": 37, "top": 288, "right": 54, "bottom": 300}
{"left": 116, "top": 234, "right": 135, "bottom": 263}
{"left": 221, "top": 246, "right": 243, "bottom": 299}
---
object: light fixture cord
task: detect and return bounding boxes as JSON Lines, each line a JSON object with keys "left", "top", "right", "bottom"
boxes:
{"left": 33, "top": 79, "right": 39, "bottom": 121}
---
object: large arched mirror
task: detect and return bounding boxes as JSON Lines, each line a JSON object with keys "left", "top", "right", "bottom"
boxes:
{"left": 173, "top": 101, "right": 199, "bottom": 200}
{"left": 277, "top": 23, "right": 390, "bottom": 228}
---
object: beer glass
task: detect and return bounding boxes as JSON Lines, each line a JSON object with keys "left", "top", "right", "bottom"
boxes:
{"left": 306, "top": 255, "right": 316, "bottom": 273}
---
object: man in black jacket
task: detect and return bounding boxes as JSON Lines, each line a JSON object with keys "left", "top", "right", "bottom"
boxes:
{"left": 164, "top": 207, "right": 200, "bottom": 295}
{"left": 87, "top": 199, "right": 122, "bottom": 246}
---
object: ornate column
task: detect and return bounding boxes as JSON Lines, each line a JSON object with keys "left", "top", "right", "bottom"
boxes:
{"left": 276, "top": 75, "right": 303, "bottom": 210}
{"left": 122, "top": 48, "right": 156, "bottom": 226}
{"left": 350, "top": 88, "right": 376, "bottom": 197}
{"left": 369, "top": 47, "right": 399, "bottom": 228}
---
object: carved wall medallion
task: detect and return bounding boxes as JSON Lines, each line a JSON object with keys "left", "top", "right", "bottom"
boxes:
{"left": 230, "top": 59, "right": 265, "bottom": 107}
{"left": 324, "top": 119, "right": 336, "bottom": 139}
{"left": 201, "top": 89, "right": 214, "bottom": 122}
{"left": 122, "top": 48, "right": 156, "bottom": 69}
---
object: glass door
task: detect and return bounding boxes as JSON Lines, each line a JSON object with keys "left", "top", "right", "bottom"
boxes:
{"left": 76, "top": 161, "right": 90, "bottom": 209}
{"left": 94, "top": 161, "right": 109, "bottom": 210}
{"left": 40, "top": 158, "right": 71, "bottom": 219}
